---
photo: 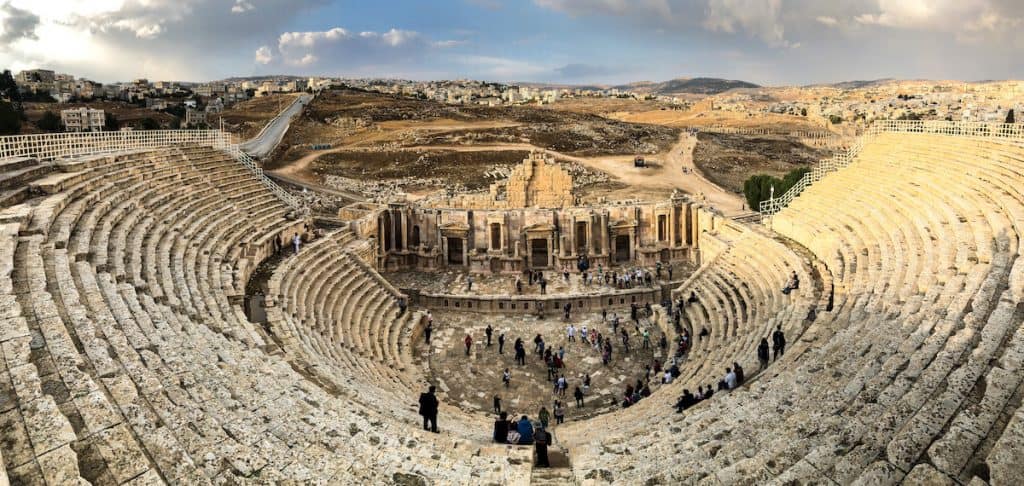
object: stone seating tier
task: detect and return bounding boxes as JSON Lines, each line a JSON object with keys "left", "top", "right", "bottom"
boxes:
{"left": 0, "top": 147, "right": 526, "bottom": 485}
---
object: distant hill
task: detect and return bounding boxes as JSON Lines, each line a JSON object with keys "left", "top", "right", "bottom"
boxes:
{"left": 618, "top": 77, "right": 760, "bottom": 95}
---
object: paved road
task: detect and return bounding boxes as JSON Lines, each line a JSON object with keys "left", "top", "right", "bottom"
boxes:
{"left": 239, "top": 93, "right": 313, "bottom": 158}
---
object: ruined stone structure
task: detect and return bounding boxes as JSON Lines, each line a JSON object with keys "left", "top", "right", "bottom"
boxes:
{"left": 375, "top": 152, "right": 719, "bottom": 273}
{"left": 2, "top": 122, "right": 1024, "bottom": 485}
{"left": 376, "top": 192, "right": 720, "bottom": 273}
{"left": 423, "top": 151, "right": 576, "bottom": 210}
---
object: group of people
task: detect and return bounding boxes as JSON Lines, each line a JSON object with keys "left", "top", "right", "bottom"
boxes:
{"left": 492, "top": 412, "right": 554, "bottom": 466}
{"left": 757, "top": 325, "right": 787, "bottom": 368}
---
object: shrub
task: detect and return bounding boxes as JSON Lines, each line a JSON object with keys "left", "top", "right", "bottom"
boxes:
{"left": 37, "top": 111, "right": 61, "bottom": 132}
{"left": 0, "top": 101, "right": 21, "bottom": 135}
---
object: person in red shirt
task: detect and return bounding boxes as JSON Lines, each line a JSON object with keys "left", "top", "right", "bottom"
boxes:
{"left": 464, "top": 334, "right": 473, "bottom": 356}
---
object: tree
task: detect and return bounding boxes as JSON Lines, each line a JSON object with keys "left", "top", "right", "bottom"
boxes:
{"left": 0, "top": 70, "right": 21, "bottom": 105}
{"left": 0, "top": 101, "right": 21, "bottom": 135}
{"left": 743, "top": 167, "right": 810, "bottom": 211}
{"left": 1007, "top": 109, "right": 1015, "bottom": 124}
{"left": 828, "top": 114, "right": 843, "bottom": 125}
{"left": 37, "top": 111, "right": 62, "bottom": 132}
{"left": 800, "top": 108, "right": 807, "bottom": 117}
{"left": 140, "top": 117, "right": 160, "bottom": 130}
{"left": 104, "top": 113, "right": 120, "bottom": 131}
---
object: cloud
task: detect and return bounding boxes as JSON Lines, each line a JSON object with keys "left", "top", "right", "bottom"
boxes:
{"left": 816, "top": 16, "right": 838, "bottom": 26}
{"left": 534, "top": 0, "right": 672, "bottom": 18}
{"left": 254, "top": 45, "right": 273, "bottom": 64}
{"left": 232, "top": 1, "right": 255, "bottom": 14}
{"left": 704, "top": 0, "right": 788, "bottom": 46}
{"left": 433, "top": 40, "right": 467, "bottom": 48}
{"left": 0, "top": 2, "right": 39, "bottom": 43}
{"left": 270, "top": 26, "right": 434, "bottom": 70}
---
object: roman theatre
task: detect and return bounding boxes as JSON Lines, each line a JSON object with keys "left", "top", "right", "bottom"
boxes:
{"left": 0, "top": 120, "right": 1022, "bottom": 485}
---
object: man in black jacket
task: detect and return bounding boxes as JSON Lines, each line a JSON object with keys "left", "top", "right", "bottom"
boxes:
{"left": 419, "top": 386, "right": 439, "bottom": 433}
{"left": 772, "top": 326, "right": 786, "bottom": 360}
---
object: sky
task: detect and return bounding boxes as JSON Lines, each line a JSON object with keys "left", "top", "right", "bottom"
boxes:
{"left": 0, "top": 0, "right": 1022, "bottom": 85}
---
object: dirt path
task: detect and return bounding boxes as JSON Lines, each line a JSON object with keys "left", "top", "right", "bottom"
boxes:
{"left": 271, "top": 132, "right": 746, "bottom": 215}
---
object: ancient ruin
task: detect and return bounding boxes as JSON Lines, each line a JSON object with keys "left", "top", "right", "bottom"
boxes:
{"left": 0, "top": 119, "right": 1023, "bottom": 485}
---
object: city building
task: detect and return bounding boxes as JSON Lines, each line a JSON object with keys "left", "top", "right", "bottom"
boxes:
{"left": 60, "top": 108, "right": 105, "bottom": 132}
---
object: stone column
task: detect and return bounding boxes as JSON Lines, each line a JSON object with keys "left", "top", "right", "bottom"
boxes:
{"left": 601, "top": 213, "right": 610, "bottom": 257}
{"left": 548, "top": 235, "right": 554, "bottom": 267}
{"left": 400, "top": 209, "right": 409, "bottom": 250}
{"left": 441, "top": 236, "right": 449, "bottom": 267}
{"left": 629, "top": 227, "right": 636, "bottom": 262}
{"left": 463, "top": 237, "right": 469, "bottom": 267}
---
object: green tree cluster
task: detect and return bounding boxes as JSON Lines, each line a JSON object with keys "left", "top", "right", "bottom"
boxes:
{"left": 743, "top": 167, "right": 810, "bottom": 211}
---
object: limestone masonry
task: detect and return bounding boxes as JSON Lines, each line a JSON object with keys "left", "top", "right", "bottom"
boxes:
{"left": 0, "top": 121, "right": 1022, "bottom": 485}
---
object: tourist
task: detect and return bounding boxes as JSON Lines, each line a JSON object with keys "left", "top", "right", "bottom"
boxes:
{"left": 538, "top": 406, "right": 550, "bottom": 429}
{"left": 293, "top": 233, "right": 302, "bottom": 254}
{"left": 580, "top": 325, "right": 588, "bottom": 344}
{"left": 563, "top": 266, "right": 570, "bottom": 281}
{"left": 503, "top": 368, "right": 511, "bottom": 388}
{"left": 642, "top": 329, "right": 651, "bottom": 350}
{"left": 557, "top": 375, "right": 568, "bottom": 396}
{"left": 418, "top": 386, "right": 439, "bottom": 433}
{"left": 757, "top": 338, "right": 770, "bottom": 369}
{"left": 493, "top": 411, "right": 510, "bottom": 443}
{"left": 699, "top": 327, "right": 709, "bottom": 341}
{"left": 694, "top": 386, "right": 704, "bottom": 401}
{"left": 772, "top": 326, "right": 786, "bottom": 359}
{"left": 547, "top": 359, "right": 557, "bottom": 381}
{"left": 659, "top": 333, "right": 668, "bottom": 351}
{"left": 494, "top": 395, "right": 502, "bottom": 414}
{"left": 498, "top": 333, "right": 506, "bottom": 354}
{"left": 688, "top": 290, "right": 698, "bottom": 303}
{"left": 534, "top": 425, "right": 551, "bottom": 467}
{"left": 574, "top": 386, "right": 585, "bottom": 408}
{"left": 424, "top": 321, "right": 433, "bottom": 345}
{"left": 733, "top": 362, "right": 744, "bottom": 386}
{"left": 630, "top": 303, "right": 639, "bottom": 323}
{"left": 397, "top": 297, "right": 406, "bottom": 316}
{"left": 466, "top": 275, "right": 474, "bottom": 292}
{"left": 567, "top": 324, "right": 576, "bottom": 342}
{"left": 724, "top": 367, "right": 737, "bottom": 389}
{"left": 534, "top": 334, "right": 544, "bottom": 354}
{"left": 485, "top": 325, "right": 493, "bottom": 346}
{"left": 516, "top": 416, "right": 534, "bottom": 445}
{"left": 515, "top": 340, "right": 526, "bottom": 366}
{"left": 515, "top": 275, "right": 523, "bottom": 294}
{"left": 553, "top": 401, "right": 565, "bottom": 424}
{"left": 640, "top": 383, "right": 651, "bottom": 398}
{"left": 558, "top": 346, "right": 565, "bottom": 361}
{"left": 675, "top": 389, "right": 696, "bottom": 412}
{"left": 704, "top": 385, "right": 714, "bottom": 399}
{"left": 653, "top": 359, "right": 661, "bottom": 375}
{"left": 612, "top": 314, "right": 620, "bottom": 333}
{"left": 668, "top": 265, "right": 674, "bottom": 280}
{"left": 464, "top": 334, "right": 473, "bottom": 356}
{"left": 663, "top": 369, "right": 674, "bottom": 384}
{"left": 583, "top": 374, "right": 591, "bottom": 393}
{"left": 621, "top": 329, "right": 630, "bottom": 352}
{"left": 539, "top": 278, "right": 547, "bottom": 295}
{"left": 563, "top": 303, "right": 571, "bottom": 321}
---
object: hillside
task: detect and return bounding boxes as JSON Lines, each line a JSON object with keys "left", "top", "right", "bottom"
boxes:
{"left": 618, "top": 77, "right": 760, "bottom": 95}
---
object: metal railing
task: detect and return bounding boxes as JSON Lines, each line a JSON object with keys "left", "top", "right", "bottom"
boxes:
{"left": 759, "top": 120, "right": 1024, "bottom": 216}
{"left": 0, "top": 129, "right": 302, "bottom": 210}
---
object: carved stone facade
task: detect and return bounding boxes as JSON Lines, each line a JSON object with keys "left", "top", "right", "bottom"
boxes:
{"left": 373, "top": 192, "right": 727, "bottom": 273}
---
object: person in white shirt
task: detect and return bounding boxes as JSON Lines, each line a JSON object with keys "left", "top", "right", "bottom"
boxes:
{"left": 567, "top": 324, "right": 576, "bottom": 342}
{"left": 663, "top": 370, "right": 674, "bottom": 384}
{"left": 724, "top": 368, "right": 737, "bottom": 389}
